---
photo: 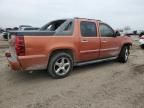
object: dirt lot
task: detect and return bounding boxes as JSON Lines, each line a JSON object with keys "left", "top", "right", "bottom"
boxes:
{"left": 0, "top": 36, "right": 144, "bottom": 108}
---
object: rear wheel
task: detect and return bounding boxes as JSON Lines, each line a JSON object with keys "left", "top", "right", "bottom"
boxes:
{"left": 118, "top": 46, "right": 129, "bottom": 63}
{"left": 47, "top": 52, "right": 73, "bottom": 79}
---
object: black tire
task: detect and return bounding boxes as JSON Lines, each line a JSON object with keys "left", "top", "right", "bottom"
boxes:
{"left": 118, "top": 46, "right": 129, "bottom": 63}
{"left": 140, "top": 45, "right": 144, "bottom": 49}
{"left": 47, "top": 52, "right": 73, "bottom": 79}
{"left": 3, "top": 34, "right": 8, "bottom": 40}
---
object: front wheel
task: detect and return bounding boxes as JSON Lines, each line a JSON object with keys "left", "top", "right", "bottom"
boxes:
{"left": 118, "top": 46, "right": 129, "bottom": 63}
{"left": 47, "top": 52, "right": 73, "bottom": 79}
{"left": 140, "top": 45, "right": 144, "bottom": 49}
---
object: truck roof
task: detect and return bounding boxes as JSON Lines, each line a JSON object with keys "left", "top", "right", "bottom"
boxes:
{"left": 74, "top": 17, "right": 101, "bottom": 22}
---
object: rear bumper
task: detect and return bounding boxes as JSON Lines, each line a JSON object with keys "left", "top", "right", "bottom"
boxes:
{"left": 5, "top": 52, "right": 22, "bottom": 71}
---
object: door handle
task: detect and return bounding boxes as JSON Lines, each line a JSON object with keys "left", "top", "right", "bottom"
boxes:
{"left": 102, "top": 41, "right": 107, "bottom": 43}
{"left": 81, "top": 40, "right": 88, "bottom": 43}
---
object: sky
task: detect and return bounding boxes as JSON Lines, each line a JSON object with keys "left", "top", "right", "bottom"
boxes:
{"left": 0, "top": 0, "right": 144, "bottom": 30}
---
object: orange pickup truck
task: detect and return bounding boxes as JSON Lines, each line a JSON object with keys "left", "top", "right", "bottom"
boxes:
{"left": 6, "top": 18, "right": 132, "bottom": 78}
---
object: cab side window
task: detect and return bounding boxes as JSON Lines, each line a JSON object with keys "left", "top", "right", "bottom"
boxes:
{"left": 100, "top": 23, "right": 115, "bottom": 37}
{"left": 80, "top": 21, "right": 97, "bottom": 37}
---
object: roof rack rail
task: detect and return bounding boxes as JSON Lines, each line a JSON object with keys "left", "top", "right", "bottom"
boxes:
{"left": 74, "top": 17, "right": 101, "bottom": 21}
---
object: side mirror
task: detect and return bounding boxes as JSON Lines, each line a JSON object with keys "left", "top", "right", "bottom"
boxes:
{"left": 114, "top": 31, "right": 121, "bottom": 37}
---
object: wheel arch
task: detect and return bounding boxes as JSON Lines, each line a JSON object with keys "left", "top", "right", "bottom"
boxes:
{"left": 48, "top": 48, "right": 76, "bottom": 65}
{"left": 122, "top": 43, "right": 132, "bottom": 50}
{"left": 119, "top": 43, "right": 132, "bottom": 55}
{"left": 122, "top": 43, "right": 132, "bottom": 49}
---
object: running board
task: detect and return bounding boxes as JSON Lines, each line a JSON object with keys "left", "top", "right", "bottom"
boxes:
{"left": 74, "top": 57, "right": 117, "bottom": 66}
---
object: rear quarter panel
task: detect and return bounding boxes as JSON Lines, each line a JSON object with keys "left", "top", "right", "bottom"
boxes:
{"left": 19, "top": 36, "right": 78, "bottom": 70}
{"left": 20, "top": 20, "right": 79, "bottom": 70}
{"left": 19, "top": 36, "right": 52, "bottom": 70}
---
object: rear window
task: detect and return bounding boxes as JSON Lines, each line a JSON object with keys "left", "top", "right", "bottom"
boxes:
{"left": 41, "top": 20, "right": 66, "bottom": 31}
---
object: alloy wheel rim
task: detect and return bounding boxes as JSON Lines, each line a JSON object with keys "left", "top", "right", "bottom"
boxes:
{"left": 54, "top": 57, "right": 70, "bottom": 76}
{"left": 125, "top": 48, "right": 128, "bottom": 61}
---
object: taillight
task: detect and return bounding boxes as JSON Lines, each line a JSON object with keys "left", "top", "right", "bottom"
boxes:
{"left": 15, "top": 36, "right": 25, "bottom": 56}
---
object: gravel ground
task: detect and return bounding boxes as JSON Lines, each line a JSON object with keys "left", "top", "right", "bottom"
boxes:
{"left": 0, "top": 36, "right": 144, "bottom": 108}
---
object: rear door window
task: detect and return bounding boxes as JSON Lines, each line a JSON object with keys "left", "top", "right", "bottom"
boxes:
{"left": 80, "top": 21, "right": 97, "bottom": 37}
